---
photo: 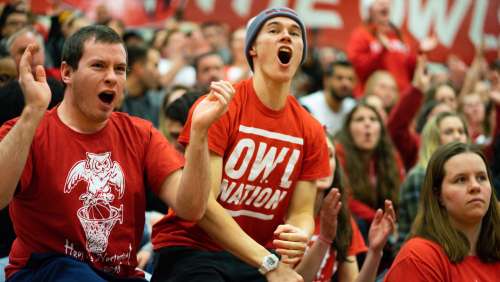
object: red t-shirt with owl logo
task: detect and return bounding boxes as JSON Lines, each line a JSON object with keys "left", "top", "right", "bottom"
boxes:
{"left": 0, "top": 109, "right": 183, "bottom": 279}
{"left": 152, "top": 78, "right": 330, "bottom": 251}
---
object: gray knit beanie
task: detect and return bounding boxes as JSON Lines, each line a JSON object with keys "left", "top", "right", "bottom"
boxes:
{"left": 245, "top": 7, "right": 307, "bottom": 71}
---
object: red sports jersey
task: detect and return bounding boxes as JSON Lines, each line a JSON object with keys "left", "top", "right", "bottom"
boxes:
{"left": 0, "top": 109, "right": 184, "bottom": 279}
{"left": 152, "top": 78, "right": 330, "bottom": 251}
{"left": 310, "top": 216, "right": 367, "bottom": 282}
{"left": 385, "top": 237, "right": 500, "bottom": 282}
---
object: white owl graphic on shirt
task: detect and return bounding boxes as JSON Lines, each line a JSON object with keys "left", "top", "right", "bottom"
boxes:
{"left": 64, "top": 152, "right": 125, "bottom": 254}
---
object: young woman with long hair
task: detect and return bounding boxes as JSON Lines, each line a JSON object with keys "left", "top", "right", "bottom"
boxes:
{"left": 335, "top": 102, "right": 403, "bottom": 226}
{"left": 386, "top": 142, "right": 500, "bottom": 281}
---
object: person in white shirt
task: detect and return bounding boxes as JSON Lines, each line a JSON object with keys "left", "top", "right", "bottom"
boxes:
{"left": 300, "top": 59, "right": 357, "bottom": 136}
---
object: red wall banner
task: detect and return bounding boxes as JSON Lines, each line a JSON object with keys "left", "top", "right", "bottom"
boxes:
{"left": 27, "top": 0, "right": 500, "bottom": 63}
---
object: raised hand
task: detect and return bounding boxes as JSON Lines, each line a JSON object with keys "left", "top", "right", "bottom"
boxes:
{"left": 273, "top": 224, "right": 308, "bottom": 265}
{"left": 368, "top": 200, "right": 396, "bottom": 253}
{"left": 489, "top": 62, "right": 500, "bottom": 103}
{"left": 376, "top": 32, "right": 390, "bottom": 50}
{"left": 18, "top": 44, "right": 51, "bottom": 113}
{"left": 419, "top": 36, "right": 438, "bottom": 53}
{"left": 191, "top": 80, "right": 235, "bottom": 132}
{"left": 412, "top": 54, "right": 430, "bottom": 93}
{"left": 319, "top": 188, "right": 341, "bottom": 243}
{"left": 266, "top": 263, "right": 303, "bottom": 282}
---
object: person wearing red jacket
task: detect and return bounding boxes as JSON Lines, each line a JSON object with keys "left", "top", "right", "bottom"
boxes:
{"left": 347, "top": 0, "right": 418, "bottom": 98}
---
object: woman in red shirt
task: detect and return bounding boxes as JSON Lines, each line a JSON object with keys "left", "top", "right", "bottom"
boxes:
{"left": 385, "top": 142, "right": 500, "bottom": 281}
{"left": 335, "top": 102, "right": 404, "bottom": 225}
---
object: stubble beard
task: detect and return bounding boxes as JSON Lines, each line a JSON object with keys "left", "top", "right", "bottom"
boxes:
{"left": 328, "top": 88, "right": 351, "bottom": 102}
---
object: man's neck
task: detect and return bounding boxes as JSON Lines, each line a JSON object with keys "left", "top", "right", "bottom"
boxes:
{"left": 57, "top": 95, "right": 107, "bottom": 134}
{"left": 324, "top": 91, "right": 342, "bottom": 112}
{"left": 252, "top": 71, "right": 290, "bottom": 111}
{"left": 125, "top": 76, "right": 145, "bottom": 98}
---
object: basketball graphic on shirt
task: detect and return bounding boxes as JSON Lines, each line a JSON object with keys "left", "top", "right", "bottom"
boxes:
{"left": 64, "top": 152, "right": 125, "bottom": 254}
{"left": 87, "top": 200, "right": 112, "bottom": 219}
{"left": 77, "top": 204, "right": 123, "bottom": 254}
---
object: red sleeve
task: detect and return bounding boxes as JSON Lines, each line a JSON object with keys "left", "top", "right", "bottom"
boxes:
{"left": 0, "top": 118, "right": 33, "bottom": 194}
{"left": 404, "top": 35, "right": 418, "bottom": 82}
{"left": 347, "top": 216, "right": 368, "bottom": 256}
{"left": 299, "top": 119, "right": 330, "bottom": 180}
{"left": 347, "top": 26, "right": 386, "bottom": 86}
{"left": 484, "top": 104, "right": 500, "bottom": 160}
{"left": 387, "top": 86, "right": 423, "bottom": 170}
{"left": 178, "top": 95, "right": 230, "bottom": 157}
{"left": 395, "top": 150, "right": 406, "bottom": 181}
{"left": 145, "top": 126, "right": 185, "bottom": 196}
{"left": 348, "top": 198, "right": 376, "bottom": 222}
{"left": 385, "top": 238, "right": 448, "bottom": 282}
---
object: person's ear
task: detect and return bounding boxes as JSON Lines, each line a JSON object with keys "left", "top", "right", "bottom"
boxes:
{"left": 249, "top": 45, "right": 257, "bottom": 56}
{"left": 60, "top": 61, "right": 72, "bottom": 85}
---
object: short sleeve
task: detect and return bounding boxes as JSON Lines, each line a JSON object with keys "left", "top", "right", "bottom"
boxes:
{"left": 178, "top": 95, "right": 231, "bottom": 157}
{"left": 348, "top": 217, "right": 368, "bottom": 256}
{"left": 299, "top": 120, "right": 330, "bottom": 180}
{"left": 385, "top": 238, "right": 447, "bottom": 282}
{"left": 144, "top": 126, "right": 184, "bottom": 195}
{"left": 0, "top": 118, "right": 33, "bottom": 194}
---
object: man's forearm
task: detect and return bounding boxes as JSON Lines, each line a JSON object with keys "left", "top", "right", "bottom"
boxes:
{"left": 0, "top": 106, "right": 44, "bottom": 208}
{"left": 198, "top": 197, "right": 272, "bottom": 268}
{"left": 286, "top": 213, "right": 314, "bottom": 237}
{"left": 175, "top": 130, "right": 211, "bottom": 221}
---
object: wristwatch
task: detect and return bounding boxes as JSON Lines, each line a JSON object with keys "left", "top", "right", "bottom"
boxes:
{"left": 258, "top": 254, "right": 279, "bottom": 275}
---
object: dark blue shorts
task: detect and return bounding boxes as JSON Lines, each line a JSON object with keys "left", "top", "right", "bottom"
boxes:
{"left": 7, "top": 253, "right": 147, "bottom": 282}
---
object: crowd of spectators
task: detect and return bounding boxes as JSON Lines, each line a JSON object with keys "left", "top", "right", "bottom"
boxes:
{"left": 0, "top": 0, "right": 499, "bottom": 281}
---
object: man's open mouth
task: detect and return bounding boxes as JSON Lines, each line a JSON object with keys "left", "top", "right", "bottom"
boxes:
{"left": 278, "top": 47, "right": 292, "bottom": 65}
{"left": 98, "top": 91, "right": 115, "bottom": 105}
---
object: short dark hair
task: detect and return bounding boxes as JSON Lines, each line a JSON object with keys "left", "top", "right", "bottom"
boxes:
{"left": 62, "top": 25, "right": 124, "bottom": 70}
{"left": 165, "top": 90, "right": 202, "bottom": 125}
{"left": 323, "top": 59, "right": 353, "bottom": 77}
{"left": 0, "top": 4, "right": 28, "bottom": 38}
{"left": 126, "top": 44, "right": 148, "bottom": 73}
{"left": 122, "top": 29, "right": 144, "bottom": 45}
{"left": 192, "top": 51, "right": 222, "bottom": 71}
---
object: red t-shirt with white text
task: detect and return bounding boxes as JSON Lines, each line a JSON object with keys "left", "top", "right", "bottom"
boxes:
{"left": 152, "top": 78, "right": 330, "bottom": 251}
{"left": 0, "top": 109, "right": 184, "bottom": 279}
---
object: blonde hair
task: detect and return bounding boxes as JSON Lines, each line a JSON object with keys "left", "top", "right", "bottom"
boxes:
{"left": 418, "top": 112, "right": 469, "bottom": 168}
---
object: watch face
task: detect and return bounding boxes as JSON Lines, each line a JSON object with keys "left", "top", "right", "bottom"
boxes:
{"left": 259, "top": 254, "right": 279, "bottom": 274}
{"left": 265, "top": 255, "right": 278, "bottom": 267}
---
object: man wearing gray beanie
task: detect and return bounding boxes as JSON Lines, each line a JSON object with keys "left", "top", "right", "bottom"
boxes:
{"left": 151, "top": 7, "right": 329, "bottom": 282}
